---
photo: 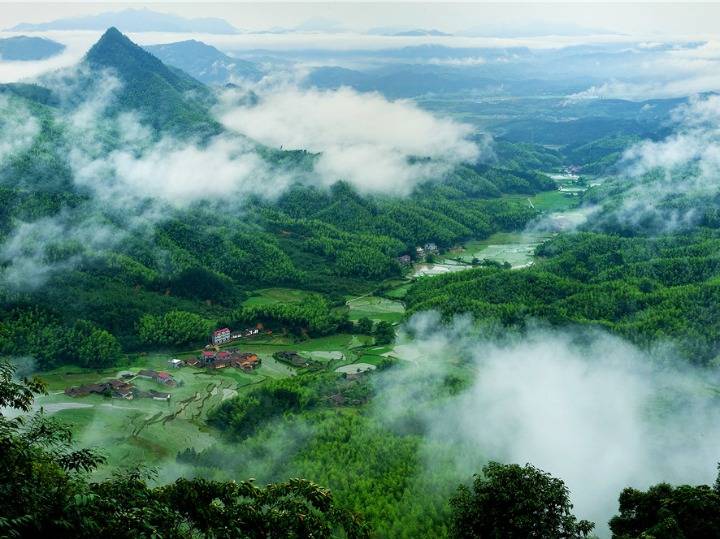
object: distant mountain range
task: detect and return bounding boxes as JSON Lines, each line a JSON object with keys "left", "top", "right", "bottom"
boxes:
{"left": 367, "top": 28, "right": 452, "bottom": 36}
{"left": 8, "top": 8, "right": 240, "bottom": 34}
{"left": 460, "top": 22, "right": 612, "bottom": 38}
{"left": 0, "top": 36, "right": 65, "bottom": 61}
{"left": 145, "top": 40, "right": 262, "bottom": 85}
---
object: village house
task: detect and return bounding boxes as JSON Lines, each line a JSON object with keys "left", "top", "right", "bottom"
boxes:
{"left": 211, "top": 327, "right": 231, "bottom": 345}
{"left": 167, "top": 358, "right": 183, "bottom": 369}
{"left": 108, "top": 379, "right": 134, "bottom": 398}
{"left": 156, "top": 371, "right": 176, "bottom": 386}
{"left": 137, "top": 369, "right": 177, "bottom": 387}
{"left": 185, "top": 357, "right": 200, "bottom": 367}
{"left": 424, "top": 242, "right": 439, "bottom": 254}
{"left": 210, "top": 325, "right": 269, "bottom": 346}
{"left": 415, "top": 246, "right": 425, "bottom": 257}
{"left": 231, "top": 352, "right": 260, "bottom": 372}
{"left": 200, "top": 350, "right": 217, "bottom": 365}
{"left": 397, "top": 255, "right": 412, "bottom": 265}
{"left": 65, "top": 379, "right": 134, "bottom": 400}
{"left": 149, "top": 390, "right": 171, "bottom": 401}
{"left": 231, "top": 327, "right": 261, "bottom": 340}
{"left": 208, "top": 350, "right": 232, "bottom": 369}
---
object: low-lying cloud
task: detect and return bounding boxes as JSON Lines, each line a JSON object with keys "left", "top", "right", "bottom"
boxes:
{"left": 0, "top": 214, "right": 118, "bottom": 292}
{"left": 591, "top": 94, "right": 720, "bottom": 230}
{"left": 377, "top": 313, "right": 720, "bottom": 537}
{"left": 567, "top": 39, "right": 720, "bottom": 100}
{"left": 219, "top": 86, "right": 481, "bottom": 195}
{"left": 624, "top": 94, "right": 720, "bottom": 179}
{"left": 0, "top": 63, "right": 485, "bottom": 290}
{"left": 0, "top": 94, "right": 40, "bottom": 162}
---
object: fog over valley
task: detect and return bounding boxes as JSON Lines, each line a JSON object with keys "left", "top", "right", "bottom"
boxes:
{"left": 2, "top": 3, "right": 720, "bottom": 539}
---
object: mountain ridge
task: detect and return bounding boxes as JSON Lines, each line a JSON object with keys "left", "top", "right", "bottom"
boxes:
{"left": 9, "top": 8, "right": 240, "bottom": 34}
{"left": 144, "top": 39, "right": 263, "bottom": 85}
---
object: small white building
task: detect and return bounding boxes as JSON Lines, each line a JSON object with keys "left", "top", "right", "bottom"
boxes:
{"left": 168, "top": 359, "right": 183, "bottom": 369}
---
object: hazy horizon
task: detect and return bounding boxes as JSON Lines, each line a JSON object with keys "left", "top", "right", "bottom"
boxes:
{"left": 1, "top": 2, "right": 720, "bottom": 37}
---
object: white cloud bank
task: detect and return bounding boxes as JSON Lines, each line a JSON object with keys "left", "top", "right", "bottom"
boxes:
{"left": 569, "top": 40, "right": 720, "bottom": 101}
{"left": 219, "top": 86, "right": 481, "bottom": 195}
{"left": 605, "top": 94, "right": 720, "bottom": 229}
{"left": 379, "top": 314, "right": 720, "bottom": 537}
{"left": 624, "top": 94, "right": 720, "bottom": 179}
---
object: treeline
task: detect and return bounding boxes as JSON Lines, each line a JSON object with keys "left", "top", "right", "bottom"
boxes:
{"left": 406, "top": 230, "right": 720, "bottom": 364}
{"left": 451, "top": 460, "right": 720, "bottom": 539}
{"left": 222, "top": 294, "right": 347, "bottom": 337}
{"left": 137, "top": 310, "right": 212, "bottom": 347}
{"left": 0, "top": 306, "right": 121, "bottom": 369}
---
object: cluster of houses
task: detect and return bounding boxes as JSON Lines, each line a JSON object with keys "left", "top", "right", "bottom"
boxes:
{"left": 211, "top": 325, "right": 267, "bottom": 345}
{"left": 192, "top": 349, "right": 261, "bottom": 372}
{"left": 397, "top": 242, "right": 439, "bottom": 265}
{"left": 65, "top": 377, "right": 172, "bottom": 401}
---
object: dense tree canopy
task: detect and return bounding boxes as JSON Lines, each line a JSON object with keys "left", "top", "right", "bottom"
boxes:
{"left": 450, "top": 462, "right": 594, "bottom": 539}
{"left": 406, "top": 230, "right": 720, "bottom": 364}
{"left": 137, "top": 310, "right": 212, "bottom": 347}
{"left": 609, "top": 471, "right": 720, "bottom": 539}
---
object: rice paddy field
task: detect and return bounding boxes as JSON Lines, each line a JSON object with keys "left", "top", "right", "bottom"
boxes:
{"left": 346, "top": 295, "right": 406, "bottom": 323}
{"left": 32, "top": 332, "right": 381, "bottom": 479}
{"left": 458, "top": 231, "right": 553, "bottom": 268}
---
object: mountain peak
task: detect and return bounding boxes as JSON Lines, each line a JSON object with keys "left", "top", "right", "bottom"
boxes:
{"left": 85, "top": 26, "right": 151, "bottom": 68}
{"left": 81, "top": 27, "right": 218, "bottom": 136}
{"left": 101, "top": 26, "right": 123, "bottom": 39}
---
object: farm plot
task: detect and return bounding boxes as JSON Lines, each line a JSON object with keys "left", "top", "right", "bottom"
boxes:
{"left": 346, "top": 296, "right": 405, "bottom": 323}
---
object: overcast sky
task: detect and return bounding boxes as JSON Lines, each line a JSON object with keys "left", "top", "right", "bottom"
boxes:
{"left": 1, "top": 2, "right": 720, "bottom": 36}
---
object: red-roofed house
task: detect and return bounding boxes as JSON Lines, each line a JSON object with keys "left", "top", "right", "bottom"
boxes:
{"left": 200, "top": 351, "right": 216, "bottom": 366}
{"left": 155, "top": 371, "right": 176, "bottom": 386}
{"left": 230, "top": 352, "right": 260, "bottom": 372}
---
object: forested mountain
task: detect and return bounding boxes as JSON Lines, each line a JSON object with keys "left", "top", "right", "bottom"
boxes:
{"left": 84, "top": 27, "right": 219, "bottom": 135}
